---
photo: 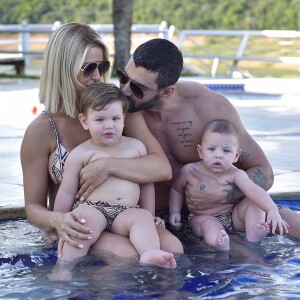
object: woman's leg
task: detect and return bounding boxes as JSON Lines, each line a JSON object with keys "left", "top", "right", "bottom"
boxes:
{"left": 91, "top": 231, "right": 139, "bottom": 258}
{"left": 156, "top": 226, "right": 184, "bottom": 253}
{"left": 49, "top": 205, "right": 107, "bottom": 281}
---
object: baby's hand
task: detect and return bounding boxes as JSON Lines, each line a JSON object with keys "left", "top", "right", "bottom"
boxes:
{"left": 154, "top": 216, "right": 165, "bottom": 228}
{"left": 169, "top": 212, "right": 182, "bottom": 230}
{"left": 267, "top": 208, "right": 289, "bottom": 235}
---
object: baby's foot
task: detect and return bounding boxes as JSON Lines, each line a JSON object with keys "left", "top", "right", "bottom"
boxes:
{"left": 215, "top": 229, "right": 230, "bottom": 251}
{"left": 247, "top": 220, "right": 270, "bottom": 243}
{"left": 140, "top": 249, "right": 176, "bottom": 269}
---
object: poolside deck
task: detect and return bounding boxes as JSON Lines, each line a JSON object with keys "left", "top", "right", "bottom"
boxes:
{"left": 0, "top": 78, "right": 299, "bottom": 217}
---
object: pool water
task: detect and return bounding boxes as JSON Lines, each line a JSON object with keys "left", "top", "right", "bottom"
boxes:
{"left": 1, "top": 202, "right": 300, "bottom": 299}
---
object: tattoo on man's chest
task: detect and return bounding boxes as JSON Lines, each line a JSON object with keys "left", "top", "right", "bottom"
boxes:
{"left": 171, "top": 120, "right": 193, "bottom": 148}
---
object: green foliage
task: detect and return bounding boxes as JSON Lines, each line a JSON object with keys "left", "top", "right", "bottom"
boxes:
{"left": 0, "top": 0, "right": 300, "bottom": 30}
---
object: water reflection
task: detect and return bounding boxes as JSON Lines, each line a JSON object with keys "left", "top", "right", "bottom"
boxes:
{"left": 1, "top": 218, "right": 300, "bottom": 299}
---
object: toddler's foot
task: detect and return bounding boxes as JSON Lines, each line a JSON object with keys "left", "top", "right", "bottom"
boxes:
{"left": 215, "top": 229, "right": 230, "bottom": 251}
{"left": 140, "top": 249, "right": 176, "bottom": 269}
{"left": 247, "top": 220, "right": 270, "bottom": 242}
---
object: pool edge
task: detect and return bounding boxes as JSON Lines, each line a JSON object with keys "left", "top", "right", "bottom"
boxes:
{"left": 0, "top": 206, "right": 26, "bottom": 219}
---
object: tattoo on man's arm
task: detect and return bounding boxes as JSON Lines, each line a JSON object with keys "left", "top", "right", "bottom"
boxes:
{"left": 234, "top": 151, "right": 267, "bottom": 189}
{"left": 235, "top": 151, "right": 250, "bottom": 167}
{"left": 250, "top": 168, "right": 267, "bottom": 190}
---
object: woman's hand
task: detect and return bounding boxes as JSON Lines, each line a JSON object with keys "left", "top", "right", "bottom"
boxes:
{"left": 76, "top": 159, "right": 109, "bottom": 200}
{"left": 154, "top": 216, "right": 165, "bottom": 228}
{"left": 52, "top": 211, "right": 92, "bottom": 249}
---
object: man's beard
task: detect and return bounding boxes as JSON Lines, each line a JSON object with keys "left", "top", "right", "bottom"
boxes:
{"left": 127, "top": 94, "right": 160, "bottom": 113}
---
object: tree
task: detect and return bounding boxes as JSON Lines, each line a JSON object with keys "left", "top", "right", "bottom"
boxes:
{"left": 113, "top": 0, "right": 133, "bottom": 72}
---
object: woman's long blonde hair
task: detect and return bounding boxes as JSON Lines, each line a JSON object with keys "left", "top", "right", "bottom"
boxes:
{"left": 39, "top": 22, "right": 110, "bottom": 118}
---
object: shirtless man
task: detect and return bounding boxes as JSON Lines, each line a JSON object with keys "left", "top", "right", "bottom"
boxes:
{"left": 80, "top": 38, "right": 300, "bottom": 240}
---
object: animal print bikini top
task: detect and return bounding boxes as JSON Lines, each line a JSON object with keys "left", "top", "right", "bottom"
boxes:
{"left": 43, "top": 111, "right": 69, "bottom": 185}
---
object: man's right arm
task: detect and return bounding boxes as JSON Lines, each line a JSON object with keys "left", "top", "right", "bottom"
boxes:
{"left": 123, "top": 111, "right": 172, "bottom": 182}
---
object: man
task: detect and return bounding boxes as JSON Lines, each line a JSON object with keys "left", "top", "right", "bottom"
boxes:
{"left": 118, "top": 38, "right": 299, "bottom": 239}
{"left": 80, "top": 38, "right": 299, "bottom": 240}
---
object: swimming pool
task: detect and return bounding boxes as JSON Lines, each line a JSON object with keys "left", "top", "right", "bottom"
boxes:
{"left": 1, "top": 79, "right": 300, "bottom": 299}
{"left": 1, "top": 200, "right": 300, "bottom": 299}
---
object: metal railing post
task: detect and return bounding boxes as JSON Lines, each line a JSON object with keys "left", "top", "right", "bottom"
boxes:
{"left": 229, "top": 32, "right": 249, "bottom": 76}
{"left": 20, "top": 20, "right": 31, "bottom": 66}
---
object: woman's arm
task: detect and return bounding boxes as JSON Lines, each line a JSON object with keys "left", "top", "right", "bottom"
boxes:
{"left": 21, "top": 118, "right": 57, "bottom": 231}
{"left": 53, "top": 150, "right": 82, "bottom": 213}
{"left": 139, "top": 183, "right": 156, "bottom": 215}
{"left": 77, "top": 112, "right": 172, "bottom": 200}
{"left": 168, "top": 166, "right": 188, "bottom": 229}
{"left": 21, "top": 116, "right": 91, "bottom": 242}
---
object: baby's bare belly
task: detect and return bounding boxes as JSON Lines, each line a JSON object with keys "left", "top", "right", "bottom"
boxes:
{"left": 86, "top": 176, "right": 140, "bottom": 207}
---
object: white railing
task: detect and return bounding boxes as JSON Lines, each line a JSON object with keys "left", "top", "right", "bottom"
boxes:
{"left": 176, "top": 29, "right": 300, "bottom": 77}
{"left": 1, "top": 23, "right": 300, "bottom": 77}
{"left": 0, "top": 21, "right": 175, "bottom": 70}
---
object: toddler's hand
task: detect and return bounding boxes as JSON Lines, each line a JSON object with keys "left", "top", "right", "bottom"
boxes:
{"left": 267, "top": 208, "right": 289, "bottom": 235}
{"left": 169, "top": 212, "right": 182, "bottom": 230}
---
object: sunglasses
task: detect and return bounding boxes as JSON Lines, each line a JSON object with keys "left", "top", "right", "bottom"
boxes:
{"left": 116, "top": 68, "right": 144, "bottom": 99}
{"left": 81, "top": 61, "right": 110, "bottom": 78}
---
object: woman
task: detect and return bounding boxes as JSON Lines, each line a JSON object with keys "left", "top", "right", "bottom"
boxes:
{"left": 21, "top": 22, "right": 183, "bottom": 257}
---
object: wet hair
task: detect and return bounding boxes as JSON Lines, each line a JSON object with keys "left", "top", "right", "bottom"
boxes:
{"left": 202, "top": 120, "right": 239, "bottom": 144}
{"left": 132, "top": 38, "right": 183, "bottom": 89}
{"left": 39, "top": 22, "right": 110, "bottom": 118}
{"left": 80, "top": 83, "right": 128, "bottom": 116}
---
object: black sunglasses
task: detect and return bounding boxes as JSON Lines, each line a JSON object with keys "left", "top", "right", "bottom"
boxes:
{"left": 81, "top": 61, "right": 110, "bottom": 78}
{"left": 116, "top": 68, "right": 144, "bottom": 99}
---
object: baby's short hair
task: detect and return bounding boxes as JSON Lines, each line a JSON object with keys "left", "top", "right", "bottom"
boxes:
{"left": 80, "top": 83, "right": 128, "bottom": 115}
{"left": 202, "top": 119, "right": 239, "bottom": 142}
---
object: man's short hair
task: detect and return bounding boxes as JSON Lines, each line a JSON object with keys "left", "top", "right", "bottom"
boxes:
{"left": 133, "top": 38, "right": 183, "bottom": 89}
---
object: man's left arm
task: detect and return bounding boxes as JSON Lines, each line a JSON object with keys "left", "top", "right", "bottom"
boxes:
{"left": 213, "top": 131, "right": 273, "bottom": 204}
{"left": 220, "top": 96, "right": 274, "bottom": 193}
{"left": 234, "top": 129, "right": 274, "bottom": 191}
